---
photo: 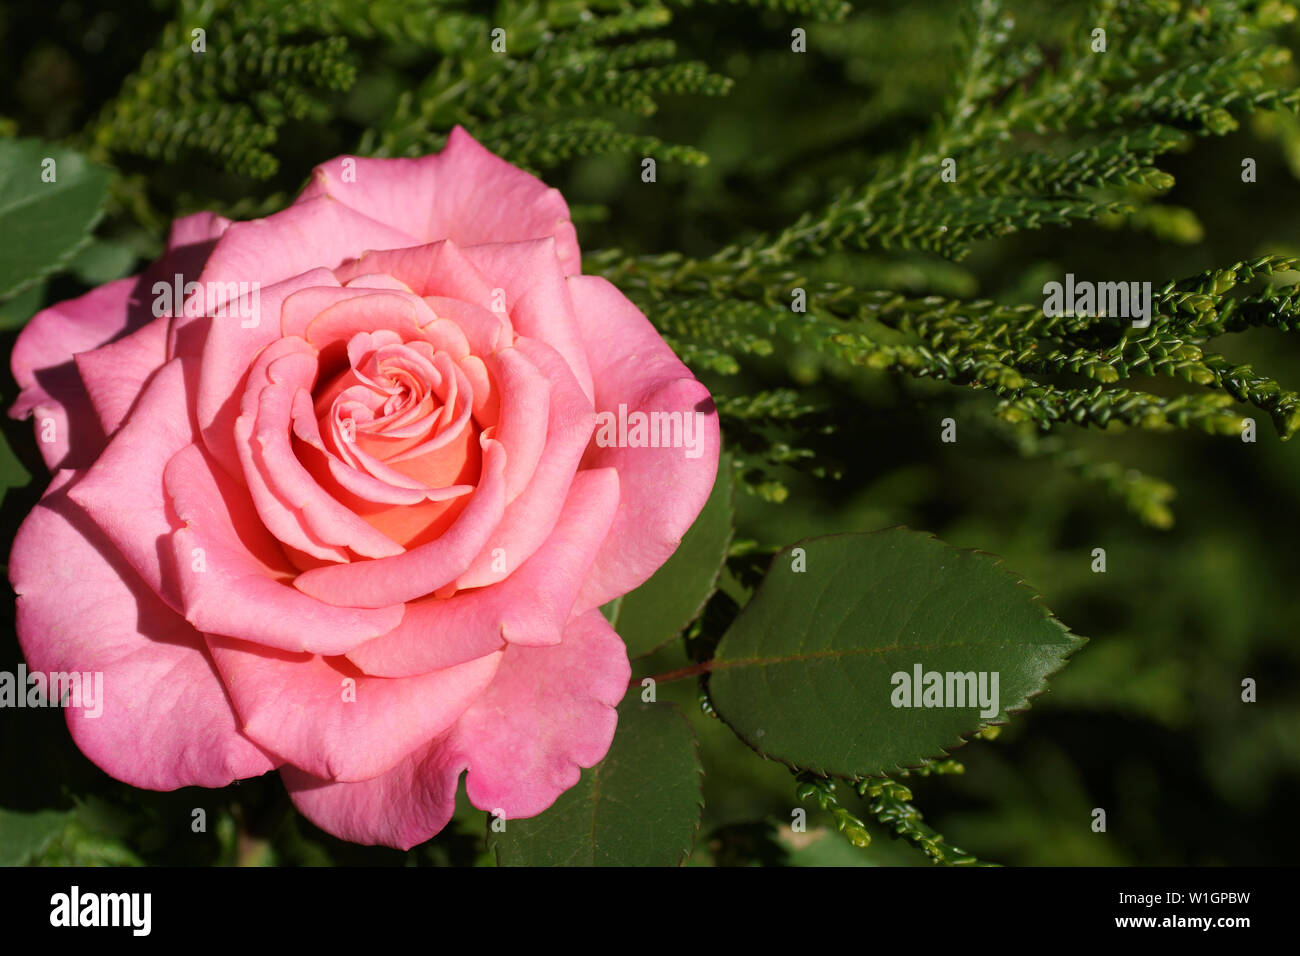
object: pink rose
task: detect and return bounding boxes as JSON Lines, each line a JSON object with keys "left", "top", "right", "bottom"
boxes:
{"left": 8, "top": 127, "right": 719, "bottom": 848}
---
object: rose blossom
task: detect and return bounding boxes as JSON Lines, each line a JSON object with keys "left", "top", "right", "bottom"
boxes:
{"left": 8, "top": 127, "right": 719, "bottom": 848}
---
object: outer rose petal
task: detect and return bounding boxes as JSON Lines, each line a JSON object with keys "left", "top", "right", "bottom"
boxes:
{"left": 567, "top": 275, "right": 721, "bottom": 609}
{"left": 74, "top": 314, "right": 169, "bottom": 436}
{"left": 67, "top": 358, "right": 197, "bottom": 611}
{"left": 206, "top": 636, "right": 502, "bottom": 783}
{"left": 11, "top": 279, "right": 131, "bottom": 469}
{"left": 10, "top": 211, "right": 230, "bottom": 469}
{"left": 282, "top": 608, "right": 629, "bottom": 848}
{"left": 146, "top": 211, "right": 234, "bottom": 353}
{"left": 300, "top": 126, "right": 581, "bottom": 276}
{"left": 177, "top": 197, "right": 420, "bottom": 338}
{"left": 10, "top": 471, "right": 277, "bottom": 789}
{"left": 282, "top": 738, "right": 463, "bottom": 851}
{"left": 455, "top": 609, "right": 630, "bottom": 818}
{"left": 156, "top": 210, "right": 233, "bottom": 269}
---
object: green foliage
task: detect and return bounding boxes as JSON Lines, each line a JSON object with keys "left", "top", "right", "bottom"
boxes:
{"left": 91, "top": 16, "right": 353, "bottom": 180}
{"left": 0, "top": 139, "right": 109, "bottom": 297}
{"left": 0, "top": 426, "right": 30, "bottom": 507}
{"left": 794, "top": 774, "right": 872, "bottom": 849}
{"left": 854, "top": 774, "right": 987, "bottom": 865}
{"left": 582, "top": 0, "right": 1300, "bottom": 509}
{"left": 795, "top": 768, "right": 989, "bottom": 864}
{"left": 0, "top": 806, "right": 74, "bottom": 865}
{"left": 0, "top": 281, "right": 45, "bottom": 334}
{"left": 708, "top": 530, "right": 1083, "bottom": 777}
{"left": 489, "top": 698, "right": 704, "bottom": 865}
{"left": 84, "top": 0, "right": 805, "bottom": 189}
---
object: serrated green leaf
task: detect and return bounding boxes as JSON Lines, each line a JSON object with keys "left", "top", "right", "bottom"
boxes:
{"left": 490, "top": 698, "right": 703, "bottom": 866}
{"left": 0, "top": 139, "right": 110, "bottom": 298}
{"left": 603, "top": 455, "right": 734, "bottom": 657}
{"left": 708, "top": 528, "right": 1084, "bottom": 778}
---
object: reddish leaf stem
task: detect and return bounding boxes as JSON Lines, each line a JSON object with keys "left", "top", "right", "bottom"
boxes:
{"left": 631, "top": 660, "right": 716, "bottom": 687}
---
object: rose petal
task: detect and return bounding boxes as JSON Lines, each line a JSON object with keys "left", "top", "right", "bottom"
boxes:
{"left": 460, "top": 238, "right": 593, "bottom": 404}
{"left": 293, "top": 438, "right": 508, "bottom": 607}
{"left": 236, "top": 338, "right": 406, "bottom": 561}
{"left": 197, "top": 267, "right": 341, "bottom": 479}
{"left": 10, "top": 210, "right": 230, "bottom": 470}
{"left": 66, "top": 358, "right": 197, "bottom": 611}
{"left": 566, "top": 275, "right": 721, "bottom": 608}
{"left": 150, "top": 210, "right": 233, "bottom": 289}
{"left": 342, "top": 272, "right": 416, "bottom": 293}
{"left": 282, "top": 737, "right": 463, "bottom": 850}
{"left": 300, "top": 125, "right": 580, "bottom": 275}
{"left": 283, "top": 609, "right": 628, "bottom": 848}
{"left": 455, "top": 337, "right": 594, "bottom": 590}
{"left": 284, "top": 288, "right": 460, "bottom": 355}
{"left": 206, "top": 635, "right": 501, "bottom": 782}
{"left": 178, "top": 196, "right": 421, "bottom": 339}
{"left": 488, "top": 346, "right": 549, "bottom": 502}
{"left": 333, "top": 239, "right": 496, "bottom": 309}
{"left": 455, "top": 609, "right": 630, "bottom": 819}
{"left": 11, "top": 279, "right": 132, "bottom": 469}
{"left": 73, "top": 314, "right": 169, "bottom": 438}
{"left": 422, "top": 296, "right": 512, "bottom": 356}
{"left": 166, "top": 442, "right": 405, "bottom": 655}
{"left": 347, "top": 467, "right": 619, "bottom": 677}
{"left": 10, "top": 471, "right": 277, "bottom": 790}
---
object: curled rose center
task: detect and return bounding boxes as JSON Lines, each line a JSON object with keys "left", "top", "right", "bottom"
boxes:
{"left": 298, "top": 326, "right": 484, "bottom": 552}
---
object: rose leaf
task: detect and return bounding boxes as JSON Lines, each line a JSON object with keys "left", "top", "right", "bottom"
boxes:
{"left": 0, "top": 139, "right": 111, "bottom": 300}
{"left": 708, "top": 528, "right": 1086, "bottom": 778}
{"left": 489, "top": 698, "right": 703, "bottom": 866}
